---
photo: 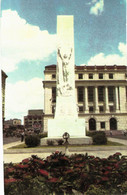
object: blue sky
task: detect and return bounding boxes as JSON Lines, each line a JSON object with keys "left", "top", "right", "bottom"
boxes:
{"left": 1, "top": 0, "right": 126, "bottom": 123}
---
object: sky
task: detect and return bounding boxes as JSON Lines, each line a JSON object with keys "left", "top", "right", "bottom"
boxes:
{"left": 1, "top": 0, "right": 126, "bottom": 124}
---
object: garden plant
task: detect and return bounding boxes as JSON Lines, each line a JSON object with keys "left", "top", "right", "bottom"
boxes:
{"left": 25, "top": 135, "right": 40, "bottom": 147}
{"left": 4, "top": 152, "right": 127, "bottom": 195}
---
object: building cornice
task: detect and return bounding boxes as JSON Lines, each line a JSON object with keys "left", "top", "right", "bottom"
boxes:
{"left": 44, "top": 65, "right": 127, "bottom": 72}
{"left": 43, "top": 80, "right": 127, "bottom": 86}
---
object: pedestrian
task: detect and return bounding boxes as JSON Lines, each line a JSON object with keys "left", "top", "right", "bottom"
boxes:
{"left": 21, "top": 131, "right": 25, "bottom": 142}
{"left": 110, "top": 131, "right": 112, "bottom": 136}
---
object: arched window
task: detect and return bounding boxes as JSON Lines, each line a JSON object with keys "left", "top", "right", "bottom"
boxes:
{"left": 89, "top": 118, "right": 96, "bottom": 131}
{"left": 110, "top": 118, "right": 117, "bottom": 130}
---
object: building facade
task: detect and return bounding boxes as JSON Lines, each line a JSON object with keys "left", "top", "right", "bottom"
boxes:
{"left": 24, "top": 109, "right": 44, "bottom": 131}
{"left": 4, "top": 119, "right": 22, "bottom": 129}
{"left": 2, "top": 70, "right": 8, "bottom": 130}
{"left": 43, "top": 65, "right": 127, "bottom": 132}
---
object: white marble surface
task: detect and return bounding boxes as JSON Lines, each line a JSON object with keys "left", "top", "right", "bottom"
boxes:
{"left": 48, "top": 16, "right": 85, "bottom": 138}
{"left": 48, "top": 118, "right": 85, "bottom": 137}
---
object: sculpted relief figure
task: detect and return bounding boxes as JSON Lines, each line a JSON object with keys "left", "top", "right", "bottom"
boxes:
{"left": 57, "top": 47, "right": 73, "bottom": 96}
{"left": 58, "top": 47, "right": 72, "bottom": 82}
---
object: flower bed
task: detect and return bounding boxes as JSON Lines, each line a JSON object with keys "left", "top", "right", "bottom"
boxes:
{"left": 4, "top": 152, "right": 127, "bottom": 195}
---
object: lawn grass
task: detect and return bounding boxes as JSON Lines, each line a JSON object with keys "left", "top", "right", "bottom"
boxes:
{"left": 9, "top": 140, "right": 124, "bottom": 149}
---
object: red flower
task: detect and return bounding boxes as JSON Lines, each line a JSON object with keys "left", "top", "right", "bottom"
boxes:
{"left": 74, "top": 164, "right": 80, "bottom": 167}
{"left": 7, "top": 168, "right": 15, "bottom": 173}
{"left": 4, "top": 178, "right": 17, "bottom": 185}
{"left": 33, "top": 159, "right": 39, "bottom": 162}
{"left": 39, "top": 169, "right": 49, "bottom": 176}
{"left": 78, "top": 163, "right": 84, "bottom": 167}
{"left": 115, "top": 163, "right": 119, "bottom": 168}
{"left": 16, "top": 164, "right": 29, "bottom": 169}
{"left": 65, "top": 169, "right": 73, "bottom": 174}
{"left": 48, "top": 178, "right": 60, "bottom": 183}
{"left": 22, "top": 159, "right": 29, "bottom": 163}
{"left": 106, "top": 166, "right": 112, "bottom": 170}
{"left": 89, "top": 156, "right": 95, "bottom": 159}
{"left": 55, "top": 151, "right": 59, "bottom": 154}
{"left": 102, "top": 177, "right": 109, "bottom": 181}
{"left": 52, "top": 159, "right": 59, "bottom": 162}
{"left": 114, "top": 152, "right": 121, "bottom": 156}
{"left": 75, "top": 168, "right": 80, "bottom": 172}
{"left": 39, "top": 160, "right": 45, "bottom": 165}
{"left": 104, "top": 171, "right": 109, "bottom": 175}
{"left": 60, "top": 156, "right": 69, "bottom": 161}
{"left": 75, "top": 157, "right": 82, "bottom": 161}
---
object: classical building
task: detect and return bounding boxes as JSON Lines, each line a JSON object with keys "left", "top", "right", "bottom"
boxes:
{"left": 43, "top": 64, "right": 127, "bottom": 132}
{"left": 24, "top": 109, "right": 44, "bottom": 131}
{"left": 2, "top": 70, "right": 8, "bottom": 130}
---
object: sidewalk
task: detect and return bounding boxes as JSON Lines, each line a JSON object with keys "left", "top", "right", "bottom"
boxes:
{"left": 108, "top": 137, "right": 127, "bottom": 146}
{"left": 3, "top": 138, "right": 127, "bottom": 163}
{"left": 3, "top": 141, "right": 22, "bottom": 150}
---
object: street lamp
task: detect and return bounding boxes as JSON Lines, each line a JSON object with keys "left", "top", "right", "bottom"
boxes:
{"left": 63, "top": 132, "right": 70, "bottom": 155}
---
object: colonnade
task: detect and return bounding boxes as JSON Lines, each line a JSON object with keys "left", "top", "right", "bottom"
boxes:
{"left": 78, "top": 86, "right": 120, "bottom": 113}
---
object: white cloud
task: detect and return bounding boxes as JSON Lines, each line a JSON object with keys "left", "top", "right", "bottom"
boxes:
{"left": 5, "top": 78, "right": 44, "bottom": 123}
{"left": 90, "top": 0, "right": 104, "bottom": 16}
{"left": 1, "top": 10, "right": 57, "bottom": 73}
{"left": 85, "top": 42, "right": 127, "bottom": 65}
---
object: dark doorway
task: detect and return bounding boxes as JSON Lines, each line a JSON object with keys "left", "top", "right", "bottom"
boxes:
{"left": 89, "top": 118, "right": 96, "bottom": 131}
{"left": 110, "top": 118, "right": 117, "bottom": 130}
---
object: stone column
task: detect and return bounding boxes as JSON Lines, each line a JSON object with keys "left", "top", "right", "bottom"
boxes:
{"left": 115, "top": 86, "right": 119, "bottom": 112}
{"left": 95, "top": 86, "right": 99, "bottom": 113}
{"left": 84, "top": 87, "right": 89, "bottom": 113}
{"left": 105, "top": 86, "right": 109, "bottom": 113}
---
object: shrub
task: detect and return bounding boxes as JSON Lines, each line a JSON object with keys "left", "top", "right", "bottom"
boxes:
{"left": 25, "top": 135, "right": 40, "bottom": 147}
{"left": 47, "top": 140, "right": 54, "bottom": 146}
{"left": 86, "top": 131, "right": 97, "bottom": 137}
{"left": 87, "top": 131, "right": 105, "bottom": 137}
{"left": 4, "top": 152, "right": 127, "bottom": 194}
{"left": 57, "top": 139, "right": 64, "bottom": 145}
{"left": 86, "top": 184, "right": 121, "bottom": 195}
{"left": 92, "top": 132, "right": 107, "bottom": 145}
{"left": 39, "top": 132, "right": 47, "bottom": 138}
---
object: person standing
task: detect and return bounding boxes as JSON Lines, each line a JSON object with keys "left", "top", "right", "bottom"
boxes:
{"left": 21, "top": 131, "right": 25, "bottom": 142}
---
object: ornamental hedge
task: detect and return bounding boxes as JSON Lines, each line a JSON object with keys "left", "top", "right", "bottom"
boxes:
{"left": 4, "top": 152, "right": 127, "bottom": 195}
{"left": 25, "top": 135, "right": 40, "bottom": 147}
{"left": 87, "top": 131, "right": 107, "bottom": 145}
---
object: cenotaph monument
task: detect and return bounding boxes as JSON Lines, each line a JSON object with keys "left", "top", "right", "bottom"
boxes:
{"left": 47, "top": 15, "right": 87, "bottom": 140}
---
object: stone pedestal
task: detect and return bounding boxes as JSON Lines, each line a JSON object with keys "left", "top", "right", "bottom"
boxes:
{"left": 48, "top": 118, "right": 85, "bottom": 137}
{"left": 41, "top": 137, "right": 92, "bottom": 145}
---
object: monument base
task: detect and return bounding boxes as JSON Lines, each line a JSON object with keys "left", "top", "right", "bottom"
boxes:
{"left": 41, "top": 117, "right": 92, "bottom": 145}
{"left": 41, "top": 137, "right": 92, "bottom": 145}
{"left": 48, "top": 118, "right": 86, "bottom": 137}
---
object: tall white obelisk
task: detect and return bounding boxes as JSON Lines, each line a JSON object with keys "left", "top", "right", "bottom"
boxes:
{"left": 55, "top": 16, "right": 78, "bottom": 119}
{"left": 48, "top": 15, "right": 86, "bottom": 138}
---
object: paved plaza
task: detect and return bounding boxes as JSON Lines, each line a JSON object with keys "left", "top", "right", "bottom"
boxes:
{"left": 3, "top": 137, "right": 127, "bottom": 163}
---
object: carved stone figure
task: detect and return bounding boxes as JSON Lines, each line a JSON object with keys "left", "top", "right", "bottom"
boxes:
{"left": 57, "top": 47, "right": 72, "bottom": 82}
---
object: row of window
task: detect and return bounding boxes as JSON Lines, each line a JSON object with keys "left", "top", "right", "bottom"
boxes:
{"left": 78, "top": 73, "right": 114, "bottom": 79}
{"left": 78, "top": 86, "right": 116, "bottom": 102}
{"left": 51, "top": 73, "right": 114, "bottom": 80}
{"left": 89, "top": 118, "right": 117, "bottom": 130}
{"left": 90, "top": 121, "right": 105, "bottom": 129}
{"left": 52, "top": 105, "right": 115, "bottom": 114}
{"left": 25, "top": 121, "right": 42, "bottom": 125}
{"left": 79, "top": 105, "right": 114, "bottom": 113}
{"left": 52, "top": 73, "right": 114, "bottom": 80}
{"left": 51, "top": 86, "right": 117, "bottom": 103}
{"left": 25, "top": 119, "right": 42, "bottom": 123}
